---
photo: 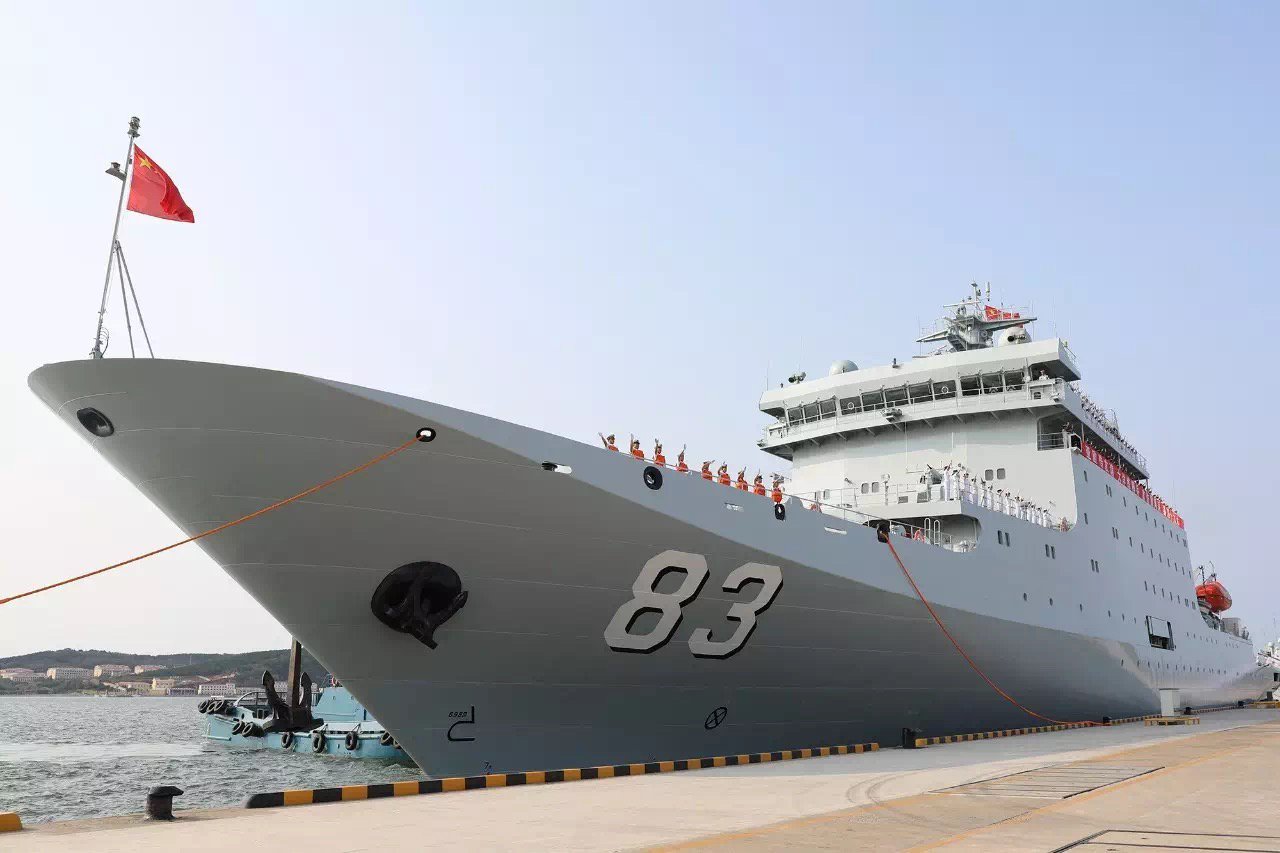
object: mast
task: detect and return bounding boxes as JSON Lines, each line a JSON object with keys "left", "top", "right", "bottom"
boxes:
{"left": 91, "top": 116, "right": 140, "bottom": 359}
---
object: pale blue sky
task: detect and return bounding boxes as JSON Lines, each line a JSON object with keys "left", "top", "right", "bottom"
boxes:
{"left": 1, "top": 3, "right": 1276, "bottom": 656}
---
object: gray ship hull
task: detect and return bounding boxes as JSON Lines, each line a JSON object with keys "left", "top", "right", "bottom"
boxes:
{"left": 28, "top": 359, "right": 1274, "bottom": 777}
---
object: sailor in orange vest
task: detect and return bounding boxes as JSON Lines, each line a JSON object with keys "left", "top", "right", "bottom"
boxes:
{"left": 599, "top": 433, "right": 618, "bottom": 452}
{"left": 653, "top": 440, "right": 666, "bottom": 467}
{"left": 629, "top": 436, "right": 645, "bottom": 460}
{"left": 735, "top": 469, "right": 749, "bottom": 491}
{"left": 676, "top": 445, "right": 689, "bottom": 474}
{"left": 752, "top": 473, "right": 767, "bottom": 496}
{"left": 771, "top": 475, "right": 784, "bottom": 504}
{"left": 717, "top": 464, "right": 731, "bottom": 487}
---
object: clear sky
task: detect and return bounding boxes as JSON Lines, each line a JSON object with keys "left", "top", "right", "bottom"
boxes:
{"left": 1, "top": 2, "right": 1277, "bottom": 657}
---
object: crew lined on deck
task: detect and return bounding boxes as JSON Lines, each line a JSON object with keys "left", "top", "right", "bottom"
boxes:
{"left": 600, "top": 431, "right": 786, "bottom": 503}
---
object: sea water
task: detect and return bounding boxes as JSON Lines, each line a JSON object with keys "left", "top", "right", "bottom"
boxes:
{"left": 0, "top": 695, "right": 420, "bottom": 823}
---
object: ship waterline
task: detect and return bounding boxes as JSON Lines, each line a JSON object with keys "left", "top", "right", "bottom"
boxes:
{"left": 28, "top": 357, "right": 1272, "bottom": 777}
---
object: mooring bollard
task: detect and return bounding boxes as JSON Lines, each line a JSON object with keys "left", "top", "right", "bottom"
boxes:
{"left": 902, "top": 727, "right": 922, "bottom": 749}
{"left": 146, "top": 785, "right": 184, "bottom": 820}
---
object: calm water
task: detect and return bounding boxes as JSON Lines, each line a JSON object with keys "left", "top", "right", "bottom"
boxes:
{"left": 0, "top": 696, "right": 421, "bottom": 823}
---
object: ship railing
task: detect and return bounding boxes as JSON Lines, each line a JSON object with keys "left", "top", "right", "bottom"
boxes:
{"left": 808, "top": 482, "right": 1065, "bottom": 533}
{"left": 763, "top": 379, "right": 1067, "bottom": 443}
{"left": 624, "top": 453, "right": 968, "bottom": 551}
{"left": 1060, "top": 384, "right": 1147, "bottom": 470}
{"left": 1037, "top": 432, "right": 1066, "bottom": 450}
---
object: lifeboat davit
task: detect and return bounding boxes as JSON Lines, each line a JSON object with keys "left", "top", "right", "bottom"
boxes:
{"left": 1195, "top": 580, "right": 1232, "bottom": 613}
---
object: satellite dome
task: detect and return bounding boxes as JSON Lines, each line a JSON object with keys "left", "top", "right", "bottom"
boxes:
{"left": 828, "top": 359, "right": 858, "bottom": 376}
{"left": 996, "top": 325, "right": 1031, "bottom": 346}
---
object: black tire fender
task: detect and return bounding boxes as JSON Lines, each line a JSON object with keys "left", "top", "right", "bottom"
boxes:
{"left": 312, "top": 731, "right": 326, "bottom": 753}
{"left": 280, "top": 731, "right": 295, "bottom": 750}
{"left": 344, "top": 730, "right": 360, "bottom": 751}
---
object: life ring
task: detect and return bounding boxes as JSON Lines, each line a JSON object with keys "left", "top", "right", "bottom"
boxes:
{"left": 280, "top": 731, "right": 295, "bottom": 750}
{"left": 345, "top": 730, "right": 360, "bottom": 751}
{"left": 378, "top": 731, "right": 394, "bottom": 747}
{"left": 311, "top": 731, "right": 326, "bottom": 753}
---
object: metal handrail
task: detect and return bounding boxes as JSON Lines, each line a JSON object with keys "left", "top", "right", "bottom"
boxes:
{"left": 765, "top": 380, "right": 1060, "bottom": 442}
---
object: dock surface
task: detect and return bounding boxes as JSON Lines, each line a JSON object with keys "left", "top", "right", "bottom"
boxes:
{"left": 9, "top": 709, "right": 1280, "bottom": 852}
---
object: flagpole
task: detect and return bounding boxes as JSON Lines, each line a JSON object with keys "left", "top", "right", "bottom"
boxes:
{"left": 91, "top": 116, "right": 140, "bottom": 359}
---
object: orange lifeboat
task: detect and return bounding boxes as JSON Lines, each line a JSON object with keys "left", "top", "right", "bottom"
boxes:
{"left": 1195, "top": 579, "right": 1232, "bottom": 613}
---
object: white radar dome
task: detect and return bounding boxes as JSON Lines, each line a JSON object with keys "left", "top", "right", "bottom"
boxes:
{"left": 996, "top": 325, "right": 1031, "bottom": 346}
{"left": 828, "top": 359, "right": 858, "bottom": 376}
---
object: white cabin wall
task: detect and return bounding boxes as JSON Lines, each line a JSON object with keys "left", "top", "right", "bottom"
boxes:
{"left": 786, "top": 413, "right": 1079, "bottom": 521}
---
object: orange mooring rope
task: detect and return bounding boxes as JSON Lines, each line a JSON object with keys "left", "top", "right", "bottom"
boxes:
{"left": 881, "top": 533, "right": 1102, "bottom": 727}
{"left": 1, "top": 435, "right": 422, "bottom": 607}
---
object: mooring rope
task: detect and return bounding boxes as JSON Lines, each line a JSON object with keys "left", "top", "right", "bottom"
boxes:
{"left": 1, "top": 434, "right": 424, "bottom": 606}
{"left": 880, "top": 531, "right": 1103, "bottom": 727}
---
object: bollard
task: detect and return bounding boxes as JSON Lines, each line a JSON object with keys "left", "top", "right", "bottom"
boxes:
{"left": 146, "top": 785, "right": 184, "bottom": 820}
{"left": 902, "top": 727, "right": 922, "bottom": 748}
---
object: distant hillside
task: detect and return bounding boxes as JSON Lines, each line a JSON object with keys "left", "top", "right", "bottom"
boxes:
{"left": 0, "top": 648, "right": 332, "bottom": 687}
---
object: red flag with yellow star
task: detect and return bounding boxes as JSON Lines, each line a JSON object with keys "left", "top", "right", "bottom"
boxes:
{"left": 127, "top": 146, "right": 195, "bottom": 223}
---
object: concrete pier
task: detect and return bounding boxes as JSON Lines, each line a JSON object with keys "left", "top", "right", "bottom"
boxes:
{"left": 8, "top": 709, "right": 1280, "bottom": 852}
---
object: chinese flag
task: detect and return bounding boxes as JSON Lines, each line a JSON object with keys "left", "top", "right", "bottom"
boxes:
{"left": 127, "top": 146, "right": 195, "bottom": 223}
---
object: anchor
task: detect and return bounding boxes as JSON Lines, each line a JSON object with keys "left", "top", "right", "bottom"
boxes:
{"left": 261, "top": 640, "right": 323, "bottom": 733}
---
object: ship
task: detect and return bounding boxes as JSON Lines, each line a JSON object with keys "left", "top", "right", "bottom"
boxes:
{"left": 28, "top": 285, "right": 1276, "bottom": 777}
{"left": 200, "top": 678, "right": 410, "bottom": 762}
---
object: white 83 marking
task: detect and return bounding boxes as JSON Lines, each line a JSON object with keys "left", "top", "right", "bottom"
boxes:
{"left": 687, "top": 563, "right": 783, "bottom": 658}
{"left": 602, "top": 551, "right": 709, "bottom": 652}
{"left": 604, "top": 551, "right": 783, "bottom": 658}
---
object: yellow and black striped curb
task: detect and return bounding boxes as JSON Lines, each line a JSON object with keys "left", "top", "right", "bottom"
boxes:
{"left": 245, "top": 742, "right": 880, "bottom": 809}
{"left": 911, "top": 703, "right": 1266, "bottom": 748}
{"left": 0, "top": 812, "right": 22, "bottom": 833}
{"left": 913, "top": 722, "right": 1095, "bottom": 747}
{"left": 1145, "top": 716, "right": 1201, "bottom": 726}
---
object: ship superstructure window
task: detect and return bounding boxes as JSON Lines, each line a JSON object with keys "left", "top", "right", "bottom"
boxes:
{"left": 1106, "top": 485, "right": 1113, "bottom": 497}
{"left": 1112, "top": 527, "right": 1119, "bottom": 540}
{"left": 996, "top": 468, "right": 1007, "bottom": 479}
{"left": 984, "top": 469, "right": 994, "bottom": 481}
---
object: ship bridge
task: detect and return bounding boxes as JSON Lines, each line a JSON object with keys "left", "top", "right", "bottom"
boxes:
{"left": 759, "top": 337, "right": 1149, "bottom": 480}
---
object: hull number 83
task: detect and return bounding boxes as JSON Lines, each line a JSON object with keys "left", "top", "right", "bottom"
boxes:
{"left": 603, "top": 550, "right": 783, "bottom": 658}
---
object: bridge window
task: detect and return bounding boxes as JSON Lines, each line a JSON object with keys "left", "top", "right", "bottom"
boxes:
{"left": 996, "top": 468, "right": 1006, "bottom": 479}
{"left": 984, "top": 469, "right": 994, "bottom": 481}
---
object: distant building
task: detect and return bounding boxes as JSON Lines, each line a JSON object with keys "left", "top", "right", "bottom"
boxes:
{"left": 93, "top": 664, "right": 134, "bottom": 678}
{"left": 165, "top": 687, "right": 197, "bottom": 696}
{"left": 46, "top": 667, "right": 94, "bottom": 681}
{"left": 1, "top": 669, "right": 40, "bottom": 682}
{"left": 151, "top": 677, "right": 177, "bottom": 690}
{"left": 115, "top": 681, "right": 153, "bottom": 692}
{"left": 196, "top": 683, "right": 238, "bottom": 696}
{"left": 134, "top": 664, "right": 165, "bottom": 674}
